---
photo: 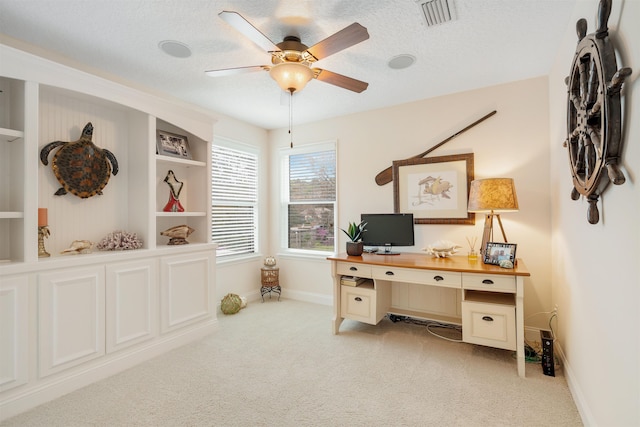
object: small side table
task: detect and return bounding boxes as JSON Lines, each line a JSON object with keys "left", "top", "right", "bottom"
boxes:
{"left": 260, "top": 266, "right": 281, "bottom": 302}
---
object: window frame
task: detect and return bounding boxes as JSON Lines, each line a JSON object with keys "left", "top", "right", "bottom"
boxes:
{"left": 211, "top": 137, "right": 259, "bottom": 260}
{"left": 280, "top": 140, "right": 337, "bottom": 256}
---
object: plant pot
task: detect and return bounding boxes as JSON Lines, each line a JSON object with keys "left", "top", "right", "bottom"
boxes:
{"left": 346, "top": 241, "right": 364, "bottom": 256}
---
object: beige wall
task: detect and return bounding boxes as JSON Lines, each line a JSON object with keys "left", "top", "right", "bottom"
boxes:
{"left": 548, "top": 0, "right": 639, "bottom": 425}
{"left": 215, "top": 1, "right": 640, "bottom": 423}
{"left": 268, "top": 77, "right": 553, "bottom": 328}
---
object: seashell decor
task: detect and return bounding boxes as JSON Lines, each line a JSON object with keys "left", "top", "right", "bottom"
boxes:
{"left": 160, "top": 224, "right": 195, "bottom": 245}
{"left": 423, "top": 240, "right": 462, "bottom": 258}
{"left": 61, "top": 239, "right": 93, "bottom": 255}
{"left": 97, "top": 230, "right": 143, "bottom": 251}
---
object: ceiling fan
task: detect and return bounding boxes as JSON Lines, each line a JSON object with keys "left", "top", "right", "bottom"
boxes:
{"left": 206, "top": 11, "right": 370, "bottom": 94}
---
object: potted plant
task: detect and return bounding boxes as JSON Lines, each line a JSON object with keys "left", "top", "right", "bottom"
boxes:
{"left": 340, "top": 221, "right": 367, "bottom": 256}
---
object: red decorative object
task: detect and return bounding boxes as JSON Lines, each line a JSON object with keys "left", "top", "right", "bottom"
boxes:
{"left": 163, "top": 192, "right": 184, "bottom": 212}
{"left": 162, "top": 170, "right": 184, "bottom": 212}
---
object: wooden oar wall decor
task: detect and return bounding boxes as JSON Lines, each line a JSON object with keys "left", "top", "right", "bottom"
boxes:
{"left": 374, "top": 110, "right": 497, "bottom": 186}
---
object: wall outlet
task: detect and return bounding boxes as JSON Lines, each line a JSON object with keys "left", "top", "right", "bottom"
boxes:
{"left": 553, "top": 304, "right": 558, "bottom": 314}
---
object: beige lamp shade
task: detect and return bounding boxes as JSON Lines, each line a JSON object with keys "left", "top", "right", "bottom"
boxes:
{"left": 269, "top": 62, "right": 314, "bottom": 93}
{"left": 467, "top": 178, "right": 519, "bottom": 213}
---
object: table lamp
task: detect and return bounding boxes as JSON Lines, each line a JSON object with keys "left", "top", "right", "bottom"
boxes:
{"left": 467, "top": 178, "right": 519, "bottom": 256}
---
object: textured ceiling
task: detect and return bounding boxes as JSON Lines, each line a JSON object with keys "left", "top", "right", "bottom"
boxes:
{"left": 0, "top": 0, "right": 577, "bottom": 129}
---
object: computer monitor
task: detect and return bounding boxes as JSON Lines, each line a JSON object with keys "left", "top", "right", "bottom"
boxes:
{"left": 360, "top": 213, "right": 414, "bottom": 255}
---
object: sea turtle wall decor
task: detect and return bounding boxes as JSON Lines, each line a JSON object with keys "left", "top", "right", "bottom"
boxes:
{"left": 40, "top": 122, "right": 119, "bottom": 198}
{"left": 562, "top": 0, "right": 632, "bottom": 224}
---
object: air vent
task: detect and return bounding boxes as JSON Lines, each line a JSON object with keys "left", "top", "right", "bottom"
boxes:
{"left": 415, "top": 0, "right": 455, "bottom": 26}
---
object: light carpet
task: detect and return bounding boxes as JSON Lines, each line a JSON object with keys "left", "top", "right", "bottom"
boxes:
{"left": 1, "top": 299, "right": 582, "bottom": 426}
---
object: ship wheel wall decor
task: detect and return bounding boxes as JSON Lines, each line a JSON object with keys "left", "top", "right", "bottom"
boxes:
{"left": 563, "top": 0, "right": 632, "bottom": 224}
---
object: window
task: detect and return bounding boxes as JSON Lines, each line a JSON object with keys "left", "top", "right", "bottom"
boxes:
{"left": 211, "top": 140, "right": 258, "bottom": 257}
{"left": 282, "top": 141, "right": 336, "bottom": 253}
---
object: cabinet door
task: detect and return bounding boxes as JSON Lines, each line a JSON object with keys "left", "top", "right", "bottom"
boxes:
{"left": 159, "top": 251, "right": 214, "bottom": 333}
{"left": 106, "top": 259, "right": 157, "bottom": 353}
{"left": 0, "top": 274, "right": 29, "bottom": 392}
{"left": 38, "top": 267, "right": 105, "bottom": 377}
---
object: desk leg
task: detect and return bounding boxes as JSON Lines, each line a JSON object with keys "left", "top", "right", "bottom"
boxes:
{"left": 516, "top": 277, "right": 525, "bottom": 377}
{"left": 331, "top": 262, "right": 343, "bottom": 334}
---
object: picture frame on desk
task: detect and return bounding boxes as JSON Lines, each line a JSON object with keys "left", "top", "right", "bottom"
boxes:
{"left": 483, "top": 242, "right": 517, "bottom": 265}
{"left": 393, "top": 153, "right": 474, "bottom": 225}
{"left": 156, "top": 129, "right": 192, "bottom": 160}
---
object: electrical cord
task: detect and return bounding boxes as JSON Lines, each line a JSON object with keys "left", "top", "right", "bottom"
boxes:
{"left": 386, "top": 312, "right": 559, "bottom": 365}
{"left": 519, "top": 311, "right": 560, "bottom": 365}
{"left": 387, "top": 314, "right": 463, "bottom": 342}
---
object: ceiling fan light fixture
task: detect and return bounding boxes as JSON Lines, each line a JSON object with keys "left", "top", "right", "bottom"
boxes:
{"left": 269, "top": 62, "right": 314, "bottom": 93}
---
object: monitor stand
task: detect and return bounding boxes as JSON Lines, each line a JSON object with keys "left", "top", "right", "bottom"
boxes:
{"left": 376, "top": 245, "right": 400, "bottom": 255}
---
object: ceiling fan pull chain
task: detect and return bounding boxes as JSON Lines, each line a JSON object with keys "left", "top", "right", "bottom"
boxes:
{"left": 289, "top": 88, "right": 294, "bottom": 148}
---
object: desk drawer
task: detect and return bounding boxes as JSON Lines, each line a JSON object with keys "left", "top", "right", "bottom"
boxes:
{"left": 341, "top": 284, "right": 377, "bottom": 325}
{"left": 462, "top": 299, "right": 516, "bottom": 351}
{"left": 336, "top": 263, "right": 372, "bottom": 278}
{"left": 462, "top": 273, "right": 515, "bottom": 293}
{"left": 372, "top": 266, "right": 460, "bottom": 289}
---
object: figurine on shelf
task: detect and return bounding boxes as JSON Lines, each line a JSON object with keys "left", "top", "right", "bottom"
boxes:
{"left": 38, "top": 226, "right": 51, "bottom": 258}
{"left": 163, "top": 170, "right": 184, "bottom": 212}
{"left": 61, "top": 239, "right": 93, "bottom": 255}
{"left": 160, "top": 224, "right": 194, "bottom": 245}
{"left": 422, "top": 240, "right": 461, "bottom": 258}
{"left": 38, "top": 208, "right": 50, "bottom": 258}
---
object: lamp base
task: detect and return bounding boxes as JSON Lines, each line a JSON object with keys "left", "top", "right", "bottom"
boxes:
{"left": 480, "top": 213, "right": 508, "bottom": 257}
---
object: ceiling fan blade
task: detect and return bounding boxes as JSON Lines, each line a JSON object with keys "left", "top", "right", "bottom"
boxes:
{"left": 314, "top": 69, "right": 368, "bottom": 93}
{"left": 205, "top": 65, "right": 268, "bottom": 77}
{"left": 219, "top": 11, "right": 281, "bottom": 53}
{"left": 305, "top": 23, "right": 369, "bottom": 61}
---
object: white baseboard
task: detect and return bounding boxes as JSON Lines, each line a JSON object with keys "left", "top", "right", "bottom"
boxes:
{"left": 553, "top": 343, "right": 593, "bottom": 426}
{"left": 0, "top": 320, "right": 218, "bottom": 422}
{"left": 523, "top": 326, "right": 591, "bottom": 426}
{"left": 279, "top": 289, "right": 332, "bottom": 306}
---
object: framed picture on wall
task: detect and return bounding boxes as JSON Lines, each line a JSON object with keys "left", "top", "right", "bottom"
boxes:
{"left": 393, "top": 153, "right": 475, "bottom": 225}
{"left": 483, "top": 242, "right": 517, "bottom": 265}
{"left": 156, "top": 130, "right": 192, "bottom": 160}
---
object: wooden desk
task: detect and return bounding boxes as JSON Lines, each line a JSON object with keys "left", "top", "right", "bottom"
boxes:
{"left": 327, "top": 253, "right": 531, "bottom": 377}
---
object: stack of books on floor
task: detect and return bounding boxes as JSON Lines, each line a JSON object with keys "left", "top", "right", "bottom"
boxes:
{"left": 340, "top": 276, "right": 371, "bottom": 287}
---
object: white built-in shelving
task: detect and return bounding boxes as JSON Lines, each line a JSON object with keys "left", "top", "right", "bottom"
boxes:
{"left": 0, "top": 43, "right": 217, "bottom": 419}
{"left": 0, "top": 49, "right": 214, "bottom": 266}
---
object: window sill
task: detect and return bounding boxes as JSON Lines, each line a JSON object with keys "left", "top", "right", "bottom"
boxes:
{"left": 277, "top": 250, "right": 336, "bottom": 262}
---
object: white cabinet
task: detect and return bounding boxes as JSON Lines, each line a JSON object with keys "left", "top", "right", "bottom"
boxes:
{"left": 160, "top": 251, "right": 215, "bottom": 333}
{"left": 38, "top": 267, "right": 106, "bottom": 377}
{"left": 106, "top": 259, "right": 157, "bottom": 353}
{"left": 462, "top": 291, "right": 516, "bottom": 351}
{"left": 0, "top": 44, "right": 218, "bottom": 420}
{"left": 0, "top": 275, "right": 29, "bottom": 392}
{"left": 340, "top": 282, "right": 390, "bottom": 325}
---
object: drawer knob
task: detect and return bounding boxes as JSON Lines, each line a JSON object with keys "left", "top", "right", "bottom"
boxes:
{"left": 355, "top": 297, "right": 363, "bottom": 302}
{"left": 350, "top": 267, "right": 357, "bottom": 271}
{"left": 482, "top": 279, "right": 494, "bottom": 285}
{"left": 385, "top": 271, "right": 394, "bottom": 276}
{"left": 434, "top": 275, "right": 444, "bottom": 281}
{"left": 482, "top": 316, "right": 494, "bottom": 322}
